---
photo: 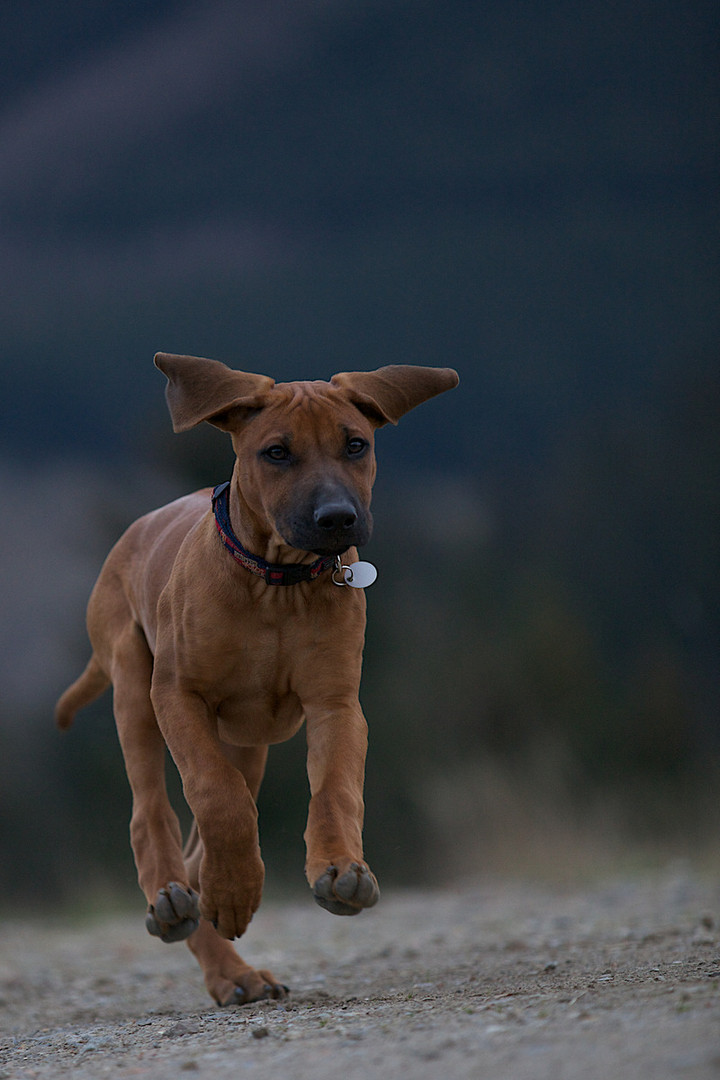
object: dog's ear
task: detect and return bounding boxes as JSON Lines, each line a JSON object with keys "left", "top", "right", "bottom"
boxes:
{"left": 154, "top": 353, "right": 275, "bottom": 432}
{"left": 331, "top": 365, "right": 459, "bottom": 427}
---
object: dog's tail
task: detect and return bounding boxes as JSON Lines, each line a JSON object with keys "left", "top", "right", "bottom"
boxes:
{"left": 55, "top": 654, "right": 110, "bottom": 730}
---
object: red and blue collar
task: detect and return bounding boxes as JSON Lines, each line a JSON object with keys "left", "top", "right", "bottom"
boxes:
{"left": 211, "top": 482, "right": 336, "bottom": 586}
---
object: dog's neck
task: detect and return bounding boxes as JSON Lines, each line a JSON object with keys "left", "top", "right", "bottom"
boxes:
{"left": 212, "top": 482, "right": 335, "bottom": 586}
{"left": 226, "top": 478, "right": 313, "bottom": 564}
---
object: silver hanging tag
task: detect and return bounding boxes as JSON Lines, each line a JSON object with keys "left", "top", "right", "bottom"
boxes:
{"left": 332, "top": 558, "right": 378, "bottom": 588}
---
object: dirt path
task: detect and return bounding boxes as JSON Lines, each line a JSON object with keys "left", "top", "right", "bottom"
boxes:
{"left": 1, "top": 865, "right": 719, "bottom": 1079}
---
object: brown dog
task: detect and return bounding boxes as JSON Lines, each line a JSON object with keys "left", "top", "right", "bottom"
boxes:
{"left": 55, "top": 353, "right": 458, "bottom": 1005}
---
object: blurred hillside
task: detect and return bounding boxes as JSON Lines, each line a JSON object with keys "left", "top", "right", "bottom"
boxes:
{"left": 1, "top": 0, "right": 716, "bottom": 459}
{"left": 0, "top": 0, "right": 718, "bottom": 904}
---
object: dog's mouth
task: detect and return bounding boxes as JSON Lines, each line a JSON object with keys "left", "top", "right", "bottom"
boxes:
{"left": 309, "top": 537, "right": 368, "bottom": 558}
{"left": 279, "top": 501, "right": 373, "bottom": 558}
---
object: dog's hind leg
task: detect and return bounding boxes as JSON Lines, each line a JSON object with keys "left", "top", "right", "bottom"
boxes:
{"left": 184, "top": 745, "right": 288, "bottom": 1005}
{"left": 111, "top": 621, "right": 200, "bottom": 943}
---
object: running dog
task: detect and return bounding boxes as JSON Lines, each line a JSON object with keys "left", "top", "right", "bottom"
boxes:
{"left": 56, "top": 353, "right": 458, "bottom": 1005}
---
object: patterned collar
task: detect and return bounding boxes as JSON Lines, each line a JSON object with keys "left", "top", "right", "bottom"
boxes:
{"left": 211, "top": 482, "right": 336, "bottom": 586}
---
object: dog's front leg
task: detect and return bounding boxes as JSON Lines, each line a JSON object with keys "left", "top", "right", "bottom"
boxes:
{"left": 150, "top": 679, "right": 265, "bottom": 941}
{"left": 104, "top": 623, "right": 200, "bottom": 944}
{"left": 304, "top": 701, "right": 380, "bottom": 915}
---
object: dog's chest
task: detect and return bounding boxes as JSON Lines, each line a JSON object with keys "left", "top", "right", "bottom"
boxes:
{"left": 215, "top": 686, "right": 305, "bottom": 746}
{"left": 204, "top": 624, "right": 308, "bottom": 745}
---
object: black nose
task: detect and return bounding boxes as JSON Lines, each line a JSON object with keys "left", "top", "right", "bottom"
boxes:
{"left": 314, "top": 501, "right": 358, "bottom": 531}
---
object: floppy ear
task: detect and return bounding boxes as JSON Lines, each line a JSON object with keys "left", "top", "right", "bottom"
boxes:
{"left": 154, "top": 353, "right": 275, "bottom": 432}
{"left": 331, "top": 365, "right": 459, "bottom": 426}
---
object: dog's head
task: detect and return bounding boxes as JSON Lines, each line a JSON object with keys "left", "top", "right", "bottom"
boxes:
{"left": 154, "top": 353, "right": 459, "bottom": 557}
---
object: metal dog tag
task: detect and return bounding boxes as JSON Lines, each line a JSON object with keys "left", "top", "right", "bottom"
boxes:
{"left": 341, "top": 561, "right": 378, "bottom": 588}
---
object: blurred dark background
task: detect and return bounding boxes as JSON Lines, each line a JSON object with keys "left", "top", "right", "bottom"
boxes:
{"left": 1, "top": 0, "right": 718, "bottom": 909}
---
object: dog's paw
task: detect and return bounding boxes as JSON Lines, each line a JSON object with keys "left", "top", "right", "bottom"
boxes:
{"left": 198, "top": 848, "right": 264, "bottom": 940}
{"left": 312, "top": 862, "right": 379, "bottom": 916}
{"left": 216, "top": 969, "right": 289, "bottom": 1008}
{"left": 145, "top": 882, "right": 200, "bottom": 943}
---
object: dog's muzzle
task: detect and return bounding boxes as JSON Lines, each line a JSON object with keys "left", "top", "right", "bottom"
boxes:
{"left": 282, "top": 493, "right": 372, "bottom": 557}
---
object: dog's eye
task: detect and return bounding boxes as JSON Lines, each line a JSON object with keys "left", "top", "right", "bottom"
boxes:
{"left": 346, "top": 438, "right": 368, "bottom": 457}
{"left": 263, "top": 445, "right": 290, "bottom": 462}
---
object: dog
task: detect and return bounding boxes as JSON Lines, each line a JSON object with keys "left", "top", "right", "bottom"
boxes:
{"left": 55, "top": 353, "right": 459, "bottom": 1006}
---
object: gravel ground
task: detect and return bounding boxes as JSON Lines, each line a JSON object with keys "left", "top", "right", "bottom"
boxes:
{"left": 1, "top": 865, "right": 719, "bottom": 1079}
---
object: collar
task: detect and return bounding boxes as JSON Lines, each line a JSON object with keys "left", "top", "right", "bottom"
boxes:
{"left": 211, "top": 482, "right": 337, "bottom": 586}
